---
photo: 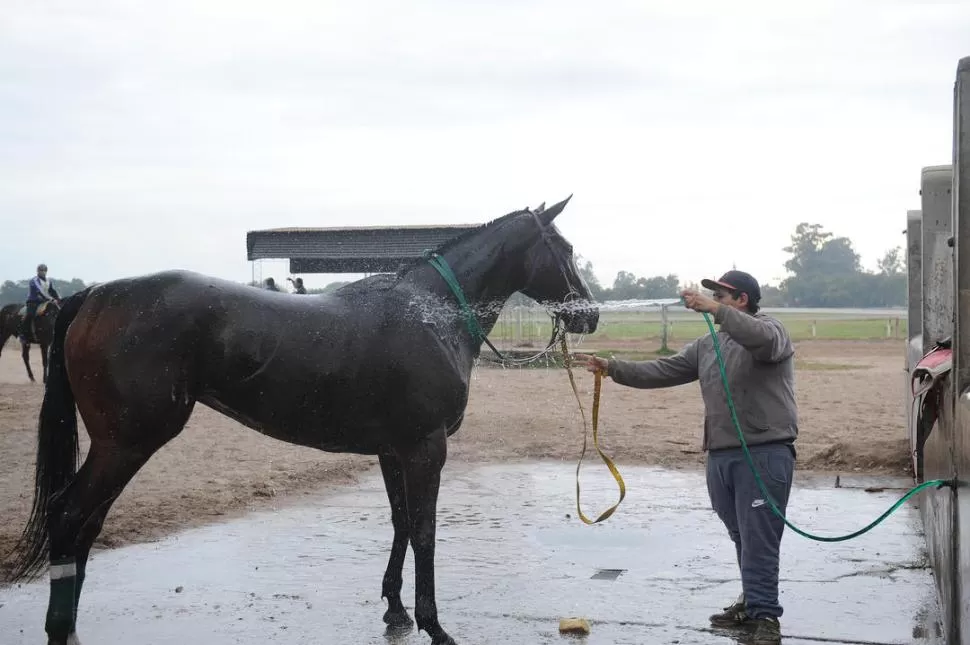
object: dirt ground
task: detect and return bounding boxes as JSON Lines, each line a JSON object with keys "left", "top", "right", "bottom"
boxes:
{"left": 0, "top": 337, "right": 911, "bottom": 583}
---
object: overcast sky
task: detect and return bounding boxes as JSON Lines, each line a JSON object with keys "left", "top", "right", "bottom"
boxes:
{"left": 1, "top": 0, "right": 968, "bottom": 291}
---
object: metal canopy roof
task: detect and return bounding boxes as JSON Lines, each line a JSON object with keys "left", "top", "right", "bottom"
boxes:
{"left": 246, "top": 224, "right": 481, "bottom": 274}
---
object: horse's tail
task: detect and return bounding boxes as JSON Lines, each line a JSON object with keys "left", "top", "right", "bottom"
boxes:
{"left": 7, "top": 288, "right": 91, "bottom": 582}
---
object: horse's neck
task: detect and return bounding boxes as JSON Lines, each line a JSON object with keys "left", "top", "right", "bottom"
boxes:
{"left": 407, "top": 223, "right": 532, "bottom": 336}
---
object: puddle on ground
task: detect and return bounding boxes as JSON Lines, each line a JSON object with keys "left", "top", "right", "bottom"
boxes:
{"left": 0, "top": 463, "right": 944, "bottom": 644}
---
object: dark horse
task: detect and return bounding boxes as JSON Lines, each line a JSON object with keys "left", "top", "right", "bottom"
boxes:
{"left": 7, "top": 197, "right": 599, "bottom": 645}
{"left": 0, "top": 299, "right": 60, "bottom": 384}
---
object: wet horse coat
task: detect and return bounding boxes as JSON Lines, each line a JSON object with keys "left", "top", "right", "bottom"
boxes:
{"left": 89, "top": 271, "right": 473, "bottom": 455}
{"left": 7, "top": 197, "right": 599, "bottom": 645}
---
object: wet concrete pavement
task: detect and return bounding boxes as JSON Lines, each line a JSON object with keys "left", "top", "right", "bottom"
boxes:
{"left": 0, "top": 463, "right": 944, "bottom": 644}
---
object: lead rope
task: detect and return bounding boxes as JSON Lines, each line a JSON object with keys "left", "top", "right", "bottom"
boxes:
{"left": 561, "top": 335, "right": 627, "bottom": 524}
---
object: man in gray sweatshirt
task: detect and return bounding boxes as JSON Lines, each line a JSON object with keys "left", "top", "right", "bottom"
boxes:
{"left": 574, "top": 270, "right": 796, "bottom": 645}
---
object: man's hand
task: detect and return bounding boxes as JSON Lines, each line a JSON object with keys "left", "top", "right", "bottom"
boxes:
{"left": 680, "top": 289, "right": 720, "bottom": 314}
{"left": 571, "top": 353, "right": 609, "bottom": 374}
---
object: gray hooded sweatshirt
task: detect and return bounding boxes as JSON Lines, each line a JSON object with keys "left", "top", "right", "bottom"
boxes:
{"left": 606, "top": 305, "right": 797, "bottom": 452}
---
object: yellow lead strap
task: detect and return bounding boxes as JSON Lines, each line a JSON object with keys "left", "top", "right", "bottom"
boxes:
{"left": 561, "top": 336, "right": 627, "bottom": 524}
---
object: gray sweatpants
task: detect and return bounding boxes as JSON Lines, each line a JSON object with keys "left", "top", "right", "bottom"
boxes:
{"left": 706, "top": 442, "right": 795, "bottom": 619}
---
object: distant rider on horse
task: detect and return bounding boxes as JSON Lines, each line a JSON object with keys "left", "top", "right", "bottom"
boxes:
{"left": 19, "top": 263, "right": 60, "bottom": 343}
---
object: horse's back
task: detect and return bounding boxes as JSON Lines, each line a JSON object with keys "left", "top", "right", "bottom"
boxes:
{"left": 86, "top": 269, "right": 398, "bottom": 310}
{"left": 87, "top": 269, "right": 261, "bottom": 303}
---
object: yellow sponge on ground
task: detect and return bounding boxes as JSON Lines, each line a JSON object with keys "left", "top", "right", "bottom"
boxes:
{"left": 558, "top": 617, "right": 591, "bottom": 635}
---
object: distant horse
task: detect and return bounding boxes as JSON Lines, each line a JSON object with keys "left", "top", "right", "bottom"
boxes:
{"left": 0, "top": 299, "right": 60, "bottom": 384}
{"left": 7, "top": 197, "right": 599, "bottom": 645}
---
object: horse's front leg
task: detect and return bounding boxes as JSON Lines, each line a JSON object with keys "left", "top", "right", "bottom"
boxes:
{"left": 399, "top": 426, "right": 455, "bottom": 645}
{"left": 379, "top": 452, "right": 414, "bottom": 629}
{"left": 20, "top": 340, "right": 35, "bottom": 382}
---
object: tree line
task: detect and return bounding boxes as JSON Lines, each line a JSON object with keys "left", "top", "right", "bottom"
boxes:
{"left": 576, "top": 222, "right": 907, "bottom": 308}
{"left": 0, "top": 222, "right": 908, "bottom": 309}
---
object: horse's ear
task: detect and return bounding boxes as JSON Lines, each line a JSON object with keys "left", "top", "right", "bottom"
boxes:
{"left": 537, "top": 194, "right": 572, "bottom": 226}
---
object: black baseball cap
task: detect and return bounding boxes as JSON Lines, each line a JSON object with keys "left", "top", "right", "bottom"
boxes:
{"left": 701, "top": 270, "right": 761, "bottom": 303}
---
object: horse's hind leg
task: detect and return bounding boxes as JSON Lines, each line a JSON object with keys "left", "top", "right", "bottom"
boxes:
{"left": 398, "top": 427, "right": 455, "bottom": 645}
{"left": 45, "top": 445, "right": 154, "bottom": 644}
{"left": 47, "top": 411, "right": 193, "bottom": 644}
{"left": 379, "top": 452, "right": 414, "bottom": 630}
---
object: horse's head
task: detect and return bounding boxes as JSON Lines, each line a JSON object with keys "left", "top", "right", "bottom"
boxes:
{"left": 517, "top": 196, "right": 599, "bottom": 335}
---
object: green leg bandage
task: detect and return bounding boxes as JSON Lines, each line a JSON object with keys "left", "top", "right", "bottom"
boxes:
{"left": 46, "top": 559, "right": 77, "bottom": 638}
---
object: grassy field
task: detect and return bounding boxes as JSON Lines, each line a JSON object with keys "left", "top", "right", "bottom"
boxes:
{"left": 489, "top": 308, "right": 908, "bottom": 346}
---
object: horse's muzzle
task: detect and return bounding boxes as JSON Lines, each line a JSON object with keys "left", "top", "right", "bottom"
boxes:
{"left": 557, "top": 303, "right": 599, "bottom": 335}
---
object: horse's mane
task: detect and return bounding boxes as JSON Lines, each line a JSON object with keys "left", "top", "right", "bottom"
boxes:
{"left": 331, "top": 207, "right": 536, "bottom": 298}
{"left": 394, "top": 207, "right": 532, "bottom": 275}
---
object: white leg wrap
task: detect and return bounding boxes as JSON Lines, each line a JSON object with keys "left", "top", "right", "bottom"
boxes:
{"left": 50, "top": 561, "right": 77, "bottom": 580}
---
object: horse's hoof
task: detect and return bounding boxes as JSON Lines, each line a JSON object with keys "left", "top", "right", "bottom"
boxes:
{"left": 383, "top": 607, "right": 414, "bottom": 629}
{"left": 432, "top": 635, "right": 457, "bottom": 645}
{"left": 48, "top": 633, "right": 81, "bottom": 645}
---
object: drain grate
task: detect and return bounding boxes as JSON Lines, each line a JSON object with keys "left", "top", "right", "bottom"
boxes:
{"left": 590, "top": 568, "right": 626, "bottom": 581}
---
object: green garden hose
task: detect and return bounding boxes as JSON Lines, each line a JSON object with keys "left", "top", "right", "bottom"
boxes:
{"left": 699, "top": 310, "right": 955, "bottom": 542}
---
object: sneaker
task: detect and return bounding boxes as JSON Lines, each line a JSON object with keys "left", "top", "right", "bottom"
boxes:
{"left": 749, "top": 616, "right": 781, "bottom": 644}
{"left": 709, "top": 594, "right": 749, "bottom": 629}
